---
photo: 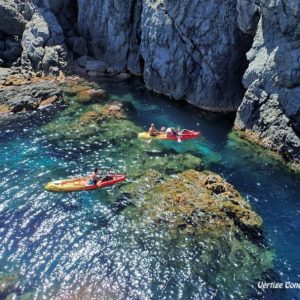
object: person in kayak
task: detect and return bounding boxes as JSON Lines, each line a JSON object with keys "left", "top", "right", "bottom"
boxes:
{"left": 166, "top": 127, "right": 180, "bottom": 137}
{"left": 89, "top": 168, "right": 101, "bottom": 185}
{"left": 148, "top": 123, "right": 160, "bottom": 137}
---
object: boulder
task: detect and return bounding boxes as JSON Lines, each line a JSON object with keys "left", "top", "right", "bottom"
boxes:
{"left": 21, "top": 9, "right": 69, "bottom": 76}
{"left": 0, "top": 80, "right": 63, "bottom": 113}
{"left": 75, "top": 55, "right": 94, "bottom": 67}
{"left": 0, "top": 1, "right": 26, "bottom": 36}
{"left": 116, "top": 72, "right": 131, "bottom": 80}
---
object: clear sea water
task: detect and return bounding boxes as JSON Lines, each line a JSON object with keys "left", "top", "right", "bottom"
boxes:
{"left": 0, "top": 78, "right": 299, "bottom": 300}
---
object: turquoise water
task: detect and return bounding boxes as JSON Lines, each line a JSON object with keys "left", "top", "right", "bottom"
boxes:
{"left": 0, "top": 78, "right": 300, "bottom": 299}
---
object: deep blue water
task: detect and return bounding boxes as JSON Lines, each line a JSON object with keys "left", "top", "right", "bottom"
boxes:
{"left": 0, "top": 79, "right": 299, "bottom": 299}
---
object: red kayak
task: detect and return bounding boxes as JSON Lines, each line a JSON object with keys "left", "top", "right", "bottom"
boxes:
{"left": 138, "top": 129, "right": 201, "bottom": 141}
{"left": 45, "top": 174, "right": 126, "bottom": 192}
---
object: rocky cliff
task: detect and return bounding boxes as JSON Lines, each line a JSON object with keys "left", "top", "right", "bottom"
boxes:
{"left": 77, "top": 0, "right": 250, "bottom": 111}
{"left": 0, "top": 0, "right": 299, "bottom": 166}
{"left": 235, "top": 0, "right": 300, "bottom": 167}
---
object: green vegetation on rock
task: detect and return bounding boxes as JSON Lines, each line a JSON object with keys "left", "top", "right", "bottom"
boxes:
{"left": 119, "top": 169, "right": 274, "bottom": 297}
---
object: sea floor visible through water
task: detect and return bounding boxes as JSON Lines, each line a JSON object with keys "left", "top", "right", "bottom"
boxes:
{"left": 0, "top": 77, "right": 299, "bottom": 300}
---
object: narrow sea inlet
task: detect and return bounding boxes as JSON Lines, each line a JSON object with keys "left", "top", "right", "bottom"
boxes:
{"left": 0, "top": 78, "right": 299, "bottom": 299}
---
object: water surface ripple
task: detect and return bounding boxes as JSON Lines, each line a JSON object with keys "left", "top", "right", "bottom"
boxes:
{"left": 0, "top": 80, "right": 299, "bottom": 300}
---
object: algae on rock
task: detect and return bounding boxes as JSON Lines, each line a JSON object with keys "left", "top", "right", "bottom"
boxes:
{"left": 120, "top": 169, "right": 274, "bottom": 297}
{"left": 122, "top": 169, "right": 263, "bottom": 239}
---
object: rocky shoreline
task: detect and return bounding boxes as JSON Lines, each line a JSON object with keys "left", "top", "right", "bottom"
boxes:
{"left": 0, "top": 0, "right": 299, "bottom": 168}
{"left": 0, "top": 68, "right": 64, "bottom": 114}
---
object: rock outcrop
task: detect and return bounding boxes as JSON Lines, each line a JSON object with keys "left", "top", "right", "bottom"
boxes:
{"left": 0, "top": 74, "right": 63, "bottom": 113}
{"left": 21, "top": 8, "right": 69, "bottom": 75}
{"left": 119, "top": 169, "right": 273, "bottom": 295}
{"left": 121, "top": 169, "right": 263, "bottom": 239}
{"left": 235, "top": 0, "right": 300, "bottom": 166}
{"left": 0, "top": 1, "right": 27, "bottom": 36}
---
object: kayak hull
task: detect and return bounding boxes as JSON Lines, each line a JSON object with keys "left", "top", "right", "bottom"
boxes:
{"left": 138, "top": 130, "right": 200, "bottom": 141}
{"left": 45, "top": 174, "right": 126, "bottom": 192}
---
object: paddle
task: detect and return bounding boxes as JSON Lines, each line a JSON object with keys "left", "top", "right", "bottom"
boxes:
{"left": 104, "top": 167, "right": 114, "bottom": 179}
{"left": 97, "top": 167, "right": 114, "bottom": 183}
{"left": 176, "top": 126, "right": 182, "bottom": 143}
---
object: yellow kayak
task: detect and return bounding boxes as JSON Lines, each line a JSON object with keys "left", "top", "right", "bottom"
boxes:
{"left": 138, "top": 130, "right": 201, "bottom": 141}
{"left": 45, "top": 174, "right": 126, "bottom": 192}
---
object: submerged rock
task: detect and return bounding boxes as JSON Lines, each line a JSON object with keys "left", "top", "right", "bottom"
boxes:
{"left": 226, "top": 131, "right": 300, "bottom": 173}
{"left": 63, "top": 83, "right": 108, "bottom": 103}
{"left": 121, "top": 169, "right": 273, "bottom": 296}
{"left": 79, "top": 103, "right": 126, "bottom": 124}
{"left": 0, "top": 273, "right": 18, "bottom": 298}
{"left": 43, "top": 99, "right": 140, "bottom": 146}
{"left": 122, "top": 169, "right": 263, "bottom": 239}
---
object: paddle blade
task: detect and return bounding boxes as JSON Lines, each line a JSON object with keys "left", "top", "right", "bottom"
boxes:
{"left": 177, "top": 137, "right": 182, "bottom": 143}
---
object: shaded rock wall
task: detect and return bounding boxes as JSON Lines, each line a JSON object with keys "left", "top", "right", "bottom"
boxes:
{"left": 235, "top": 0, "right": 300, "bottom": 164}
{"left": 0, "top": 0, "right": 34, "bottom": 67}
{"left": 1, "top": 0, "right": 250, "bottom": 112}
{"left": 77, "top": 0, "right": 250, "bottom": 112}
{"left": 77, "top": 0, "right": 142, "bottom": 74}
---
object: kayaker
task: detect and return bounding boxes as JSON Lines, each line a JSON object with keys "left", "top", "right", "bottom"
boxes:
{"left": 90, "top": 168, "right": 101, "bottom": 185}
{"left": 166, "top": 127, "right": 180, "bottom": 137}
{"left": 148, "top": 123, "right": 160, "bottom": 137}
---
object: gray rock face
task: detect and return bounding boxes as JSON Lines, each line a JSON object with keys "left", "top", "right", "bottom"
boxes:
{"left": 0, "top": 35, "right": 22, "bottom": 67}
{"left": 77, "top": 0, "right": 250, "bottom": 112}
{"left": 21, "top": 8, "right": 69, "bottom": 75}
{"left": 0, "top": 80, "right": 62, "bottom": 112}
{"left": 85, "top": 59, "right": 107, "bottom": 72}
{"left": 235, "top": 1, "right": 300, "bottom": 164}
{"left": 236, "top": 0, "right": 260, "bottom": 35}
{"left": 77, "top": 0, "right": 142, "bottom": 74}
{"left": 42, "top": 0, "right": 78, "bottom": 38}
{"left": 0, "top": 1, "right": 27, "bottom": 36}
{"left": 67, "top": 37, "right": 88, "bottom": 56}
{"left": 141, "top": 0, "right": 250, "bottom": 111}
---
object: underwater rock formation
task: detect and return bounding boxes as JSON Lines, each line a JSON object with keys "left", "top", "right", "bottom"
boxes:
{"left": 120, "top": 169, "right": 274, "bottom": 296}
{"left": 43, "top": 91, "right": 141, "bottom": 147}
{"left": 0, "top": 273, "right": 18, "bottom": 297}
{"left": 121, "top": 169, "right": 263, "bottom": 239}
